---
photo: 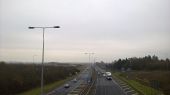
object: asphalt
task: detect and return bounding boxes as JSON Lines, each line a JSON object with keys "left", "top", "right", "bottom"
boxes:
{"left": 46, "top": 65, "right": 126, "bottom": 95}
{"left": 46, "top": 67, "right": 91, "bottom": 95}
{"left": 95, "top": 66, "right": 126, "bottom": 95}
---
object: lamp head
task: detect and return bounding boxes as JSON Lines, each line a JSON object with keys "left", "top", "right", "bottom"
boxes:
{"left": 28, "top": 27, "right": 35, "bottom": 29}
{"left": 53, "top": 26, "right": 60, "bottom": 28}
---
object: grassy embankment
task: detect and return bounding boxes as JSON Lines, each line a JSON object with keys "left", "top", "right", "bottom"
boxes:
{"left": 113, "top": 72, "right": 164, "bottom": 95}
{"left": 20, "top": 65, "right": 85, "bottom": 95}
{"left": 0, "top": 62, "right": 80, "bottom": 95}
{"left": 20, "top": 76, "right": 73, "bottom": 95}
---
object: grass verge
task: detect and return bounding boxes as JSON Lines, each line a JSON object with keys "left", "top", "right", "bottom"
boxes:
{"left": 19, "top": 77, "right": 73, "bottom": 95}
{"left": 113, "top": 72, "right": 163, "bottom": 95}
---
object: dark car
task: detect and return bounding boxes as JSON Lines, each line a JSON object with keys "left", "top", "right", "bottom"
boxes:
{"left": 106, "top": 76, "right": 112, "bottom": 80}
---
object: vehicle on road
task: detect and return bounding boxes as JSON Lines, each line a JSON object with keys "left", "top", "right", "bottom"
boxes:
{"left": 98, "top": 72, "right": 101, "bottom": 75}
{"left": 103, "top": 73, "right": 106, "bottom": 77}
{"left": 73, "top": 78, "right": 77, "bottom": 83}
{"left": 105, "top": 72, "right": 112, "bottom": 80}
{"left": 64, "top": 83, "right": 70, "bottom": 88}
{"left": 106, "top": 76, "right": 112, "bottom": 80}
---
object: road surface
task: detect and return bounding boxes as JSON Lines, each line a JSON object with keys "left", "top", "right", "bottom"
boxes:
{"left": 95, "top": 65, "right": 126, "bottom": 95}
{"left": 46, "top": 66, "right": 91, "bottom": 95}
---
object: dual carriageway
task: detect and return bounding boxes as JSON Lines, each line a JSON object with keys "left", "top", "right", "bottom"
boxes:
{"left": 46, "top": 65, "right": 138, "bottom": 95}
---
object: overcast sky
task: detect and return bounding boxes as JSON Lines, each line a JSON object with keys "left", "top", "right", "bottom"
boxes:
{"left": 0, "top": 0, "right": 170, "bottom": 62}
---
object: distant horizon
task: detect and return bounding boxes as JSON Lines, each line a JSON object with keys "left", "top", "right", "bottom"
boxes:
{"left": 1, "top": 55, "right": 169, "bottom": 63}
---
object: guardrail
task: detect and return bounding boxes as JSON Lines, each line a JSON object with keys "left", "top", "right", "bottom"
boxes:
{"left": 67, "top": 82, "right": 89, "bottom": 95}
{"left": 84, "top": 81, "right": 96, "bottom": 95}
{"left": 67, "top": 67, "right": 97, "bottom": 95}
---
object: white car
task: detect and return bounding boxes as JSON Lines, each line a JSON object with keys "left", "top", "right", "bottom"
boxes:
{"left": 64, "top": 84, "right": 70, "bottom": 88}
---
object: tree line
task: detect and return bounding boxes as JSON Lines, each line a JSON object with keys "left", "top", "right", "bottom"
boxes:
{"left": 107, "top": 55, "right": 170, "bottom": 71}
{"left": 0, "top": 62, "right": 80, "bottom": 95}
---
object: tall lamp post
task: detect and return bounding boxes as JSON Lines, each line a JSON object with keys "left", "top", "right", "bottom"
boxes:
{"left": 28, "top": 26, "right": 60, "bottom": 95}
{"left": 33, "top": 55, "right": 37, "bottom": 64}
{"left": 85, "top": 52, "right": 95, "bottom": 82}
{"left": 84, "top": 52, "right": 95, "bottom": 64}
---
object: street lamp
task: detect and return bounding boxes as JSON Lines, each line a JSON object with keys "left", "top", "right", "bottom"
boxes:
{"left": 85, "top": 52, "right": 95, "bottom": 82}
{"left": 84, "top": 53, "right": 94, "bottom": 64}
{"left": 28, "top": 26, "right": 60, "bottom": 95}
{"left": 33, "top": 55, "right": 37, "bottom": 64}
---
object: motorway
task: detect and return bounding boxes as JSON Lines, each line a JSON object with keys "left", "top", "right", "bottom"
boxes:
{"left": 47, "top": 65, "right": 126, "bottom": 95}
{"left": 95, "top": 65, "right": 126, "bottom": 95}
{"left": 46, "top": 66, "right": 91, "bottom": 95}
